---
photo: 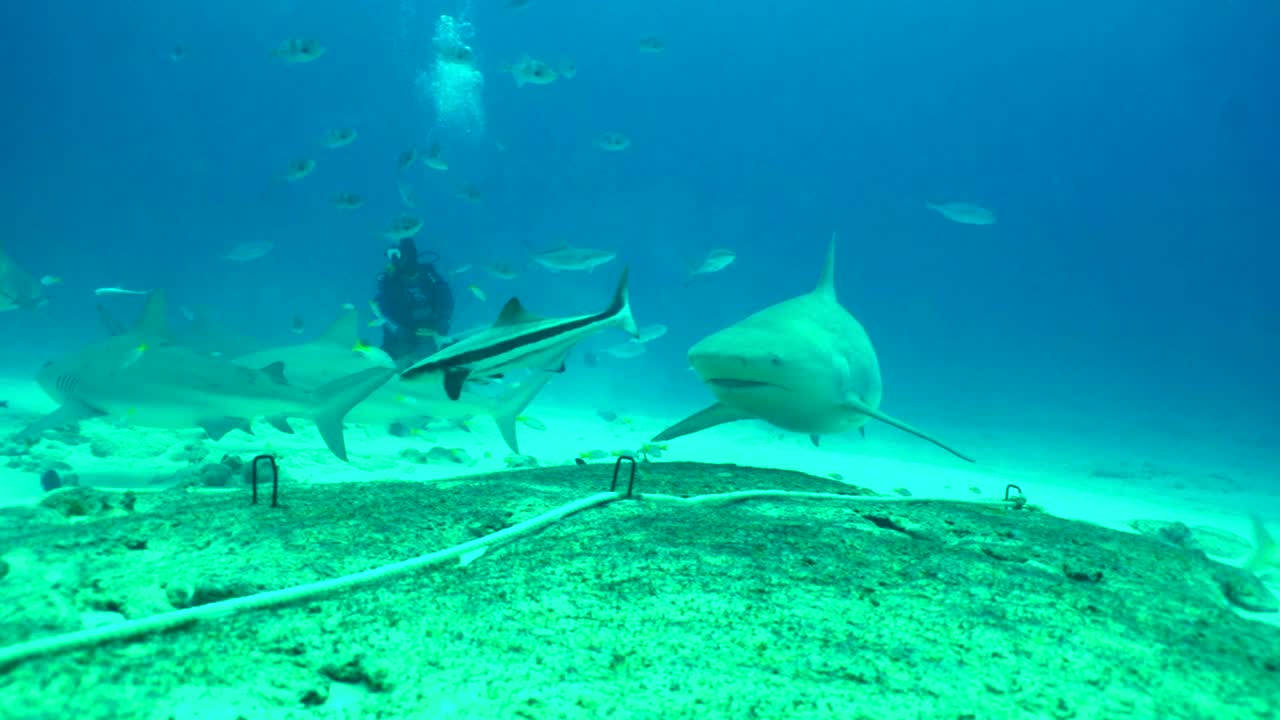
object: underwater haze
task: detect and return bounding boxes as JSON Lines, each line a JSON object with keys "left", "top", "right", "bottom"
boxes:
{"left": 2, "top": 0, "right": 1279, "bottom": 471}
{"left": 5, "top": 0, "right": 1277, "bottom": 472}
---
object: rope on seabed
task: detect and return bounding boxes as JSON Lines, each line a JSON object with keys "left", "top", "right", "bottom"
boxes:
{"left": 0, "top": 485, "right": 1024, "bottom": 670}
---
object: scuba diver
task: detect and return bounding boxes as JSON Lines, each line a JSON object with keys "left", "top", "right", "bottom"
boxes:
{"left": 373, "top": 237, "right": 455, "bottom": 363}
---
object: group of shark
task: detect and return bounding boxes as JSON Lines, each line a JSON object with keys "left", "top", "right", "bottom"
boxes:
{"left": 9, "top": 241, "right": 1280, "bottom": 577}
{"left": 5, "top": 237, "right": 971, "bottom": 466}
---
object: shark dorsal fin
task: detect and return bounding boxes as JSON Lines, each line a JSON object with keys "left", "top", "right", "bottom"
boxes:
{"left": 260, "top": 361, "right": 288, "bottom": 385}
{"left": 814, "top": 234, "right": 837, "bottom": 301}
{"left": 132, "top": 291, "right": 169, "bottom": 338}
{"left": 317, "top": 308, "right": 359, "bottom": 347}
{"left": 494, "top": 298, "right": 542, "bottom": 327}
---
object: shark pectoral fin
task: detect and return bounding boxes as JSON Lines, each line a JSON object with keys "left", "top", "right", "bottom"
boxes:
{"left": 843, "top": 398, "right": 974, "bottom": 463}
{"left": 859, "top": 426, "right": 866, "bottom": 438}
{"left": 652, "top": 402, "right": 752, "bottom": 442}
{"left": 312, "top": 367, "right": 397, "bottom": 462}
{"left": 200, "top": 417, "right": 253, "bottom": 442}
{"left": 266, "top": 415, "right": 295, "bottom": 434}
{"left": 17, "top": 400, "right": 105, "bottom": 440}
{"left": 810, "top": 434, "right": 820, "bottom": 447}
{"left": 443, "top": 368, "right": 470, "bottom": 401}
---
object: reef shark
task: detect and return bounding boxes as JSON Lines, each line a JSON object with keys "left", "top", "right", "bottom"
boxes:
{"left": 233, "top": 309, "right": 558, "bottom": 453}
{"left": 652, "top": 237, "right": 973, "bottom": 462}
{"left": 529, "top": 243, "right": 618, "bottom": 273}
{"left": 401, "top": 268, "right": 638, "bottom": 400}
{"left": 21, "top": 292, "right": 393, "bottom": 461}
{"left": 0, "top": 244, "right": 43, "bottom": 311}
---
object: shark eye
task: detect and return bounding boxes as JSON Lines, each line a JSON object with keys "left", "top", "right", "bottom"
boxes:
{"left": 41, "top": 360, "right": 53, "bottom": 368}
{"left": 769, "top": 355, "right": 782, "bottom": 366}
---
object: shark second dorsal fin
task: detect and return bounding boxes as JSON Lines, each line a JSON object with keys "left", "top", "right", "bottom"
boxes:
{"left": 132, "top": 291, "right": 169, "bottom": 339}
{"left": 815, "top": 233, "right": 837, "bottom": 301}
{"left": 259, "top": 361, "right": 288, "bottom": 385}
{"left": 317, "top": 308, "right": 359, "bottom": 347}
{"left": 494, "top": 298, "right": 542, "bottom": 326}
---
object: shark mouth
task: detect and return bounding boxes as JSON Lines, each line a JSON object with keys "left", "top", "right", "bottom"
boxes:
{"left": 706, "top": 378, "right": 781, "bottom": 389}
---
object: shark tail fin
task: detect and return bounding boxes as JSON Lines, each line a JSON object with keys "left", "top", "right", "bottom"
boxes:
{"left": 310, "top": 367, "right": 396, "bottom": 461}
{"left": 845, "top": 398, "right": 974, "bottom": 463}
{"left": 1246, "top": 516, "right": 1277, "bottom": 573}
{"left": 607, "top": 266, "right": 639, "bottom": 337}
{"left": 490, "top": 359, "right": 562, "bottom": 454}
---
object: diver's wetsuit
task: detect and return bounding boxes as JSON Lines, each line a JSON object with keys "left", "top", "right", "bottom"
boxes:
{"left": 374, "top": 237, "right": 454, "bottom": 363}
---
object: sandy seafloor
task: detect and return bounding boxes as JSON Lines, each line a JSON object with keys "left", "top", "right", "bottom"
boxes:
{"left": 0, "top": 371, "right": 1278, "bottom": 719}
{"left": 2, "top": 374, "right": 1276, "bottom": 557}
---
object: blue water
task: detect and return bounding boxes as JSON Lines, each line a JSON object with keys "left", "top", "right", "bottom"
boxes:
{"left": 3, "top": 1, "right": 1277, "bottom": 477}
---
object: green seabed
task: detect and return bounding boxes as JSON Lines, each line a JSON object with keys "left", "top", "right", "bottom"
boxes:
{"left": 0, "top": 461, "right": 1277, "bottom": 720}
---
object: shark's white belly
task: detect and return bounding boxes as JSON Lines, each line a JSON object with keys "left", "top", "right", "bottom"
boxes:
{"left": 707, "top": 382, "right": 874, "bottom": 435}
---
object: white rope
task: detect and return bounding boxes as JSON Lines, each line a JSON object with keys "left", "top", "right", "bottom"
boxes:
{"left": 0, "top": 491, "right": 623, "bottom": 669}
{"left": 637, "top": 490, "right": 1017, "bottom": 509}
{"left": 0, "top": 485, "right": 1025, "bottom": 668}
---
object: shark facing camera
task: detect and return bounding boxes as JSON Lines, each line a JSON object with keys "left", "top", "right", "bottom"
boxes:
{"left": 653, "top": 237, "right": 974, "bottom": 463}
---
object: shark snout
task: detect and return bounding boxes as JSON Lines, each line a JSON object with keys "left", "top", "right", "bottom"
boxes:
{"left": 688, "top": 333, "right": 788, "bottom": 387}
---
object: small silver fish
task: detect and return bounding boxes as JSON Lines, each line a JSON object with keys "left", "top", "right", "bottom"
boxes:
{"left": 690, "top": 249, "right": 736, "bottom": 278}
{"left": 925, "top": 201, "right": 996, "bottom": 226}
{"left": 94, "top": 287, "right": 151, "bottom": 296}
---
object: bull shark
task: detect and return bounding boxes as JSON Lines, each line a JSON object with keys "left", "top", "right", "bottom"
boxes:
{"left": 652, "top": 237, "right": 973, "bottom": 462}
{"left": 21, "top": 292, "right": 393, "bottom": 461}
{"left": 0, "top": 244, "right": 43, "bottom": 311}
{"left": 233, "top": 309, "right": 558, "bottom": 453}
{"left": 401, "top": 268, "right": 638, "bottom": 400}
